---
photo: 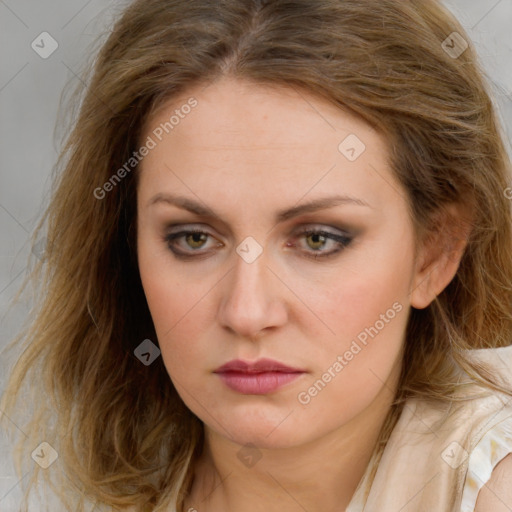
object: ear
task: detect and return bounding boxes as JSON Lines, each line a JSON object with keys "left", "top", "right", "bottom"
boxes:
{"left": 410, "top": 202, "right": 472, "bottom": 310}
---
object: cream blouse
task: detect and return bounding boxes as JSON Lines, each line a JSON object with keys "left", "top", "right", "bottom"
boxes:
{"left": 347, "top": 345, "right": 512, "bottom": 512}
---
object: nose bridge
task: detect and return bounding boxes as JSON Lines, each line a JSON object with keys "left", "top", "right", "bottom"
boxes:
{"left": 232, "top": 251, "right": 263, "bottom": 300}
{"left": 218, "top": 243, "right": 286, "bottom": 338}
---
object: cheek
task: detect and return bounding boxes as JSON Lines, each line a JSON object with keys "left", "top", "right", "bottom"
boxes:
{"left": 290, "top": 246, "right": 411, "bottom": 405}
{"left": 293, "top": 243, "right": 412, "bottom": 347}
{"left": 139, "top": 273, "right": 215, "bottom": 396}
{"left": 137, "top": 236, "right": 209, "bottom": 362}
{"left": 290, "top": 285, "right": 408, "bottom": 439}
{"left": 140, "top": 272, "right": 209, "bottom": 345}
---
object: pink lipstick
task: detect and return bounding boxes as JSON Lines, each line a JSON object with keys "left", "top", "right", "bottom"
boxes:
{"left": 214, "top": 358, "right": 305, "bottom": 394}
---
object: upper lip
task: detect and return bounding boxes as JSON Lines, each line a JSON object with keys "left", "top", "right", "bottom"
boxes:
{"left": 214, "top": 358, "right": 305, "bottom": 373}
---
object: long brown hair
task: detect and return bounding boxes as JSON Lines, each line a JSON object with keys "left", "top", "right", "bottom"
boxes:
{"left": 2, "top": 0, "right": 512, "bottom": 510}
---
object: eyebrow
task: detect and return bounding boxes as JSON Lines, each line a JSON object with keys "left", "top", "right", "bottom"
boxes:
{"left": 147, "top": 192, "right": 372, "bottom": 223}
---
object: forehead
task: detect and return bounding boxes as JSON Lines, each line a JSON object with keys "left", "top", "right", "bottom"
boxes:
{"left": 137, "top": 77, "right": 401, "bottom": 217}
{"left": 143, "top": 77, "right": 386, "bottom": 154}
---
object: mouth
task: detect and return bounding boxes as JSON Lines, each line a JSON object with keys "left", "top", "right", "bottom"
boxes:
{"left": 213, "top": 358, "right": 306, "bottom": 394}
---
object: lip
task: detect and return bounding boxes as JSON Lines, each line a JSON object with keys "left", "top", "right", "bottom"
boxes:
{"left": 214, "top": 358, "right": 305, "bottom": 373}
{"left": 214, "top": 358, "right": 306, "bottom": 394}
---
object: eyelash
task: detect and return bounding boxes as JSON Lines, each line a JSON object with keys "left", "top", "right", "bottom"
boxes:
{"left": 164, "top": 226, "right": 353, "bottom": 260}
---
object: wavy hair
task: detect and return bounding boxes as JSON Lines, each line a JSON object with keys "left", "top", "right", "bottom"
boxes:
{"left": 2, "top": 0, "right": 512, "bottom": 510}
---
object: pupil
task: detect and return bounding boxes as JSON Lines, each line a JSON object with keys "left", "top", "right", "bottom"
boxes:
{"left": 309, "top": 233, "right": 325, "bottom": 249}
{"left": 189, "top": 233, "right": 205, "bottom": 247}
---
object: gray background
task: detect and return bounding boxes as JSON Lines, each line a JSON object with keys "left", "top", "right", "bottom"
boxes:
{"left": 1, "top": 0, "right": 511, "bottom": 509}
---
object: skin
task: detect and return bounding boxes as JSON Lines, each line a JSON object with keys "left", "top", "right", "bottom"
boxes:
{"left": 136, "top": 76, "right": 468, "bottom": 512}
{"left": 474, "top": 453, "right": 512, "bottom": 511}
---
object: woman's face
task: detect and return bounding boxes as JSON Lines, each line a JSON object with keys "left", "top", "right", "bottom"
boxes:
{"left": 136, "top": 77, "right": 419, "bottom": 449}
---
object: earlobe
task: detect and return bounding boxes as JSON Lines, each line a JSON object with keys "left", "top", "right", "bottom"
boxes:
{"left": 409, "top": 203, "right": 472, "bottom": 310}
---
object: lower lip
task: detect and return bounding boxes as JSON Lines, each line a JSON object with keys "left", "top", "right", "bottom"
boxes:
{"left": 216, "top": 371, "right": 304, "bottom": 394}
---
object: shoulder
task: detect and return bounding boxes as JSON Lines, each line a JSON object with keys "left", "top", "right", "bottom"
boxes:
{"left": 474, "top": 452, "right": 512, "bottom": 511}
{"left": 414, "top": 347, "right": 512, "bottom": 512}
{"left": 456, "top": 345, "right": 512, "bottom": 512}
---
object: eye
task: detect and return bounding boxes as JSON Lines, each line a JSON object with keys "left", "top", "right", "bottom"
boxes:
{"left": 164, "top": 228, "right": 220, "bottom": 257}
{"left": 289, "top": 227, "right": 353, "bottom": 259}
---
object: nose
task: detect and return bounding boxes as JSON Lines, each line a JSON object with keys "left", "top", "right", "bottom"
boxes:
{"left": 217, "top": 246, "right": 288, "bottom": 340}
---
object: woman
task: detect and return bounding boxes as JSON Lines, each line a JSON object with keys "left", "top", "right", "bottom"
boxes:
{"left": 1, "top": 0, "right": 512, "bottom": 510}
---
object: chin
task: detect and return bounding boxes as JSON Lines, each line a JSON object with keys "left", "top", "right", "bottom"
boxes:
{"left": 231, "top": 429, "right": 305, "bottom": 451}
{"left": 210, "top": 407, "right": 309, "bottom": 449}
